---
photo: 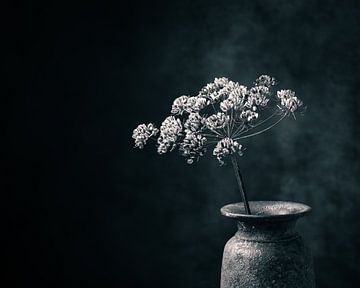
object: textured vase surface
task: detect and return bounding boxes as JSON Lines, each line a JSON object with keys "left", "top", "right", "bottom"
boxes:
{"left": 220, "top": 201, "right": 315, "bottom": 288}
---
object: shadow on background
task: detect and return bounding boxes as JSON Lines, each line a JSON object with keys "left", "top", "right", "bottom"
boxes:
{"left": 7, "top": 0, "right": 360, "bottom": 287}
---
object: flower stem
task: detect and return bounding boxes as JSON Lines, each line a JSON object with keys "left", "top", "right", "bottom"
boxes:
{"left": 230, "top": 155, "right": 251, "bottom": 214}
{"left": 235, "top": 113, "right": 287, "bottom": 140}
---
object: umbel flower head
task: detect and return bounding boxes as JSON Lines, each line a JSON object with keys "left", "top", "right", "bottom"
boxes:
{"left": 132, "top": 75, "right": 304, "bottom": 165}
{"left": 132, "top": 123, "right": 159, "bottom": 149}
{"left": 213, "top": 138, "right": 243, "bottom": 165}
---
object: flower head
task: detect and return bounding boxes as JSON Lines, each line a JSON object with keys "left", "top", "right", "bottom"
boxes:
{"left": 179, "top": 131, "right": 207, "bottom": 164}
{"left": 220, "top": 85, "right": 247, "bottom": 112}
{"left": 247, "top": 86, "right": 270, "bottom": 108}
{"left": 157, "top": 116, "right": 183, "bottom": 154}
{"left": 198, "top": 77, "right": 230, "bottom": 102}
{"left": 240, "top": 110, "right": 259, "bottom": 122}
{"left": 171, "top": 95, "right": 189, "bottom": 115}
{"left": 213, "top": 138, "right": 243, "bottom": 165}
{"left": 255, "top": 75, "right": 276, "bottom": 87}
{"left": 184, "top": 112, "right": 205, "bottom": 132}
{"left": 132, "top": 123, "right": 159, "bottom": 149}
{"left": 184, "top": 96, "right": 209, "bottom": 113}
{"left": 133, "top": 75, "right": 304, "bottom": 166}
{"left": 277, "top": 90, "right": 303, "bottom": 113}
{"left": 205, "top": 112, "right": 230, "bottom": 130}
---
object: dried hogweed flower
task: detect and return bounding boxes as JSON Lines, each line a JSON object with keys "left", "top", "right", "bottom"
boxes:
{"left": 157, "top": 116, "right": 182, "bottom": 154}
{"left": 255, "top": 75, "right": 276, "bottom": 87}
{"left": 277, "top": 90, "right": 303, "bottom": 113}
{"left": 184, "top": 112, "right": 204, "bottom": 132}
{"left": 247, "top": 86, "right": 270, "bottom": 108}
{"left": 198, "top": 77, "right": 230, "bottom": 102}
{"left": 214, "top": 77, "right": 231, "bottom": 88}
{"left": 133, "top": 75, "right": 304, "bottom": 165}
{"left": 184, "top": 96, "right": 209, "bottom": 113}
{"left": 205, "top": 112, "right": 230, "bottom": 130}
{"left": 171, "top": 95, "right": 189, "bottom": 115}
{"left": 213, "top": 138, "right": 242, "bottom": 165}
{"left": 179, "top": 131, "right": 207, "bottom": 164}
{"left": 132, "top": 123, "right": 159, "bottom": 149}
{"left": 220, "top": 85, "right": 247, "bottom": 112}
{"left": 240, "top": 109, "right": 259, "bottom": 122}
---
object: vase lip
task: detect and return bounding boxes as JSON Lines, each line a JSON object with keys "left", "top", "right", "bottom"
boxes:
{"left": 220, "top": 201, "right": 311, "bottom": 221}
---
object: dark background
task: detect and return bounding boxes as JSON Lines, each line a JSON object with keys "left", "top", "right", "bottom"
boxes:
{"left": 7, "top": 0, "right": 360, "bottom": 287}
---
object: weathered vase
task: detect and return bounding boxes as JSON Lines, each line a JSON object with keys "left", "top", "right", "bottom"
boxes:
{"left": 220, "top": 201, "right": 315, "bottom": 288}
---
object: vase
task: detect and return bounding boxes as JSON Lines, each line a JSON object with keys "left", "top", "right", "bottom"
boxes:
{"left": 220, "top": 201, "right": 315, "bottom": 288}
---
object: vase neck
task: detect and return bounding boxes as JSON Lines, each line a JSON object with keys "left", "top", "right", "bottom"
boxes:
{"left": 235, "top": 219, "right": 298, "bottom": 242}
{"left": 221, "top": 201, "right": 311, "bottom": 242}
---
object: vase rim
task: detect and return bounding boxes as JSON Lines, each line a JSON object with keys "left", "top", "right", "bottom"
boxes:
{"left": 221, "top": 201, "right": 311, "bottom": 221}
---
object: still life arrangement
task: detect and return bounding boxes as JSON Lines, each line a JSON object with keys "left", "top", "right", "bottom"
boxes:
{"left": 132, "top": 75, "right": 315, "bottom": 288}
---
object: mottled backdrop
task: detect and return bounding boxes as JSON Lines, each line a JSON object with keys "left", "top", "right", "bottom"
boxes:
{"left": 8, "top": 0, "right": 360, "bottom": 287}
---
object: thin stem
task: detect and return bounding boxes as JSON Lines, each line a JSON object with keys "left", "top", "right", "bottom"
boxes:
{"left": 235, "top": 113, "right": 287, "bottom": 140}
{"left": 226, "top": 113, "right": 230, "bottom": 136}
{"left": 231, "top": 122, "right": 246, "bottom": 138}
{"left": 232, "top": 111, "right": 278, "bottom": 139}
{"left": 246, "top": 111, "right": 277, "bottom": 130}
{"left": 230, "top": 109, "right": 234, "bottom": 134}
{"left": 231, "top": 155, "right": 251, "bottom": 214}
{"left": 207, "top": 128, "right": 223, "bottom": 137}
{"left": 211, "top": 103, "right": 217, "bottom": 114}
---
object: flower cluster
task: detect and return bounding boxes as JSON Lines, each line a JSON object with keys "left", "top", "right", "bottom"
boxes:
{"left": 171, "top": 95, "right": 209, "bottom": 115}
{"left": 179, "top": 132, "right": 207, "bottom": 164}
{"left": 240, "top": 109, "right": 259, "bottom": 122}
{"left": 171, "top": 95, "right": 188, "bottom": 115}
{"left": 198, "top": 77, "right": 230, "bottom": 102}
{"left": 132, "top": 75, "right": 304, "bottom": 165}
{"left": 248, "top": 86, "right": 270, "bottom": 107}
{"left": 205, "top": 112, "right": 229, "bottom": 130}
{"left": 220, "top": 85, "right": 247, "bottom": 112}
{"left": 255, "top": 75, "right": 276, "bottom": 87}
{"left": 277, "top": 90, "right": 303, "bottom": 113}
{"left": 132, "top": 123, "right": 159, "bottom": 149}
{"left": 213, "top": 138, "right": 242, "bottom": 165}
{"left": 185, "top": 97, "right": 209, "bottom": 113}
{"left": 184, "top": 112, "right": 204, "bottom": 132}
{"left": 157, "top": 116, "right": 183, "bottom": 154}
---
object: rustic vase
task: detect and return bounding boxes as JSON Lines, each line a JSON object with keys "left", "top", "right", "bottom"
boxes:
{"left": 220, "top": 201, "right": 315, "bottom": 288}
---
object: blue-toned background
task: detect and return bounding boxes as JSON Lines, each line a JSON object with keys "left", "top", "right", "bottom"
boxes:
{"left": 9, "top": 0, "right": 360, "bottom": 287}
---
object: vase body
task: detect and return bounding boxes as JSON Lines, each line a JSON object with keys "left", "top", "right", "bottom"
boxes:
{"left": 220, "top": 201, "right": 315, "bottom": 288}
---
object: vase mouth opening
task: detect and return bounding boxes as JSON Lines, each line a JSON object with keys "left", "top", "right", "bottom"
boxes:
{"left": 221, "top": 201, "right": 311, "bottom": 221}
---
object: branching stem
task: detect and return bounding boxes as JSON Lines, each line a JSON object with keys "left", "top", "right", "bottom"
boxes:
{"left": 235, "top": 113, "right": 287, "bottom": 140}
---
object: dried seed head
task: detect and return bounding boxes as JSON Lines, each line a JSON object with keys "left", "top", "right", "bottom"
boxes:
{"left": 213, "top": 138, "right": 242, "bottom": 165}
{"left": 132, "top": 123, "right": 159, "bottom": 149}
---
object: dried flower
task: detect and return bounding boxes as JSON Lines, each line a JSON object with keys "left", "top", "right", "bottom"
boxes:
{"left": 214, "top": 77, "right": 231, "bottom": 88}
{"left": 184, "top": 96, "right": 209, "bottom": 113}
{"left": 132, "top": 123, "right": 159, "bottom": 149}
{"left": 157, "top": 116, "right": 182, "bottom": 154}
{"left": 213, "top": 138, "right": 242, "bottom": 165}
{"left": 240, "top": 110, "right": 259, "bottom": 122}
{"left": 247, "top": 86, "right": 270, "bottom": 108}
{"left": 220, "top": 85, "right": 247, "bottom": 112}
{"left": 171, "top": 95, "right": 189, "bottom": 115}
{"left": 133, "top": 75, "right": 304, "bottom": 165}
{"left": 205, "top": 112, "right": 230, "bottom": 130}
{"left": 198, "top": 77, "right": 230, "bottom": 102}
{"left": 277, "top": 90, "right": 303, "bottom": 113}
{"left": 184, "top": 112, "right": 204, "bottom": 132}
{"left": 179, "top": 131, "right": 207, "bottom": 164}
{"left": 255, "top": 75, "right": 276, "bottom": 87}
